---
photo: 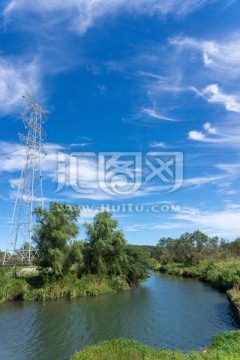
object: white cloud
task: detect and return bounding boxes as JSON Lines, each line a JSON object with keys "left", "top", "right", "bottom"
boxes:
{"left": 188, "top": 120, "right": 240, "bottom": 146}
{"left": 170, "top": 33, "right": 240, "bottom": 76}
{"left": 203, "top": 122, "right": 216, "bottom": 134}
{"left": 0, "top": 145, "right": 162, "bottom": 201}
{"left": 226, "top": 203, "right": 240, "bottom": 210}
{"left": 123, "top": 206, "right": 240, "bottom": 239}
{"left": 141, "top": 108, "right": 177, "bottom": 122}
{"left": 152, "top": 0, "right": 218, "bottom": 16}
{"left": 149, "top": 141, "right": 166, "bottom": 148}
{"left": 188, "top": 131, "right": 206, "bottom": 141}
{"left": 0, "top": 142, "right": 25, "bottom": 172}
{"left": 190, "top": 84, "right": 240, "bottom": 113}
{"left": 0, "top": 141, "right": 63, "bottom": 174}
{"left": 78, "top": 207, "right": 100, "bottom": 223}
{"left": 188, "top": 123, "right": 217, "bottom": 143}
{"left": 202, "top": 84, "right": 240, "bottom": 113}
{"left": 173, "top": 208, "right": 240, "bottom": 239}
{"left": 125, "top": 223, "right": 149, "bottom": 232}
{"left": 0, "top": 57, "right": 41, "bottom": 115}
{"left": 184, "top": 175, "right": 225, "bottom": 187}
{"left": 216, "top": 163, "right": 240, "bottom": 176}
{"left": 9, "top": 178, "right": 22, "bottom": 188}
{"left": 3, "top": 0, "right": 221, "bottom": 35}
{"left": 70, "top": 143, "right": 91, "bottom": 148}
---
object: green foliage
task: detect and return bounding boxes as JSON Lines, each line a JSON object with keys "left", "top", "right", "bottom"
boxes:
{"left": 228, "top": 288, "right": 240, "bottom": 308}
{"left": 159, "top": 260, "right": 240, "bottom": 291}
{"left": 0, "top": 209, "right": 150, "bottom": 302}
{"left": 109, "top": 276, "right": 130, "bottom": 291}
{"left": 84, "top": 212, "right": 149, "bottom": 285}
{"left": 0, "top": 271, "right": 118, "bottom": 303}
{"left": 84, "top": 211, "right": 127, "bottom": 275}
{"left": 48, "top": 248, "right": 65, "bottom": 276}
{"left": 33, "top": 202, "right": 80, "bottom": 275}
{"left": 157, "top": 231, "right": 223, "bottom": 266}
{"left": 65, "top": 241, "right": 85, "bottom": 274}
{"left": 70, "top": 331, "right": 240, "bottom": 360}
{"left": 124, "top": 245, "right": 149, "bottom": 285}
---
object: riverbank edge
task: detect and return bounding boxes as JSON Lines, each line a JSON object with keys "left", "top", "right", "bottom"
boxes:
{"left": 0, "top": 272, "right": 135, "bottom": 303}
{"left": 69, "top": 331, "right": 240, "bottom": 360}
{"left": 158, "top": 262, "right": 240, "bottom": 322}
{"left": 227, "top": 291, "right": 240, "bottom": 320}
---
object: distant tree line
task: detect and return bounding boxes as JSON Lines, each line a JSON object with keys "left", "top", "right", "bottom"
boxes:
{"left": 152, "top": 231, "right": 240, "bottom": 265}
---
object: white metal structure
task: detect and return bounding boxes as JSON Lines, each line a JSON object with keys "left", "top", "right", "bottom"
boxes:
{"left": 3, "top": 93, "right": 47, "bottom": 264}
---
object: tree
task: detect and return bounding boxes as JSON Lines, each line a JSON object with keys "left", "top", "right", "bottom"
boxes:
{"left": 157, "top": 237, "right": 177, "bottom": 264}
{"left": 124, "top": 245, "right": 149, "bottom": 285}
{"left": 84, "top": 211, "right": 128, "bottom": 276}
{"left": 33, "top": 202, "right": 80, "bottom": 275}
{"left": 65, "top": 241, "right": 85, "bottom": 274}
{"left": 157, "top": 231, "right": 222, "bottom": 265}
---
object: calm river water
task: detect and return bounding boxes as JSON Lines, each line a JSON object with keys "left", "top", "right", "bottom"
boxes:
{"left": 0, "top": 272, "right": 239, "bottom": 360}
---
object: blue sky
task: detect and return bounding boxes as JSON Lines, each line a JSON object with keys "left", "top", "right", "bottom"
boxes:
{"left": 0, "top": 0, "right": 240, "bottom": 249}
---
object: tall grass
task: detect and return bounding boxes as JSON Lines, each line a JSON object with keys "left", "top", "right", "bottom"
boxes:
{"left": 159, "top": 260, "right": 240, "bottom": 291}
{"left": 0, "top": 270, "right": 131, "bottom": 303}
{"left": 70, "top": 331, "right": 240, "bottom": 360}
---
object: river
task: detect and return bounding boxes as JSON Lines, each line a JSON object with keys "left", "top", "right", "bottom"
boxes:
{"left": 0, "top": 272, "right": 239, "bottom": 360}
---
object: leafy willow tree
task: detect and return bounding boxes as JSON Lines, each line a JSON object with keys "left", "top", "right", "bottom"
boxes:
{"left": 33, "top": 202, "right": 81, "bottom": 276}
{"left": 124, "top": 245, "right": 149, "bottom": 285}
{"left": 84, "top": 211, "right": 128, "bottom": 276}
{"left": 84, "top": 211, "right": 148, "bottom": 284}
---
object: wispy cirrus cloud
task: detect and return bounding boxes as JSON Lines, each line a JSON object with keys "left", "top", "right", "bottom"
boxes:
{"left": 149, "top": 141, "right": 166, "bottom": 149}
{"left": 0, "top": 57, "right": 42, "bottom": 115}
{"left": 141, "top": 108, "right": 178, "bottom": 122}
{"left": 192, "top": 84, "right": 240, "bottom": 113}
{"left": 170, "top": 33, "right": 240, "bottom": 77}
{"left": 1, "top": 142, "right": 171, "bottom": 201}
{"left": 173, "top": 207, "right": 240, "bottom": 239}
{"left": 124, "top": 205, "right": 240, "bottom": 239}
{"left": 216, "top": 163, "right": 240, "bottom": 176}
{"left": 188, "top": 120, "right": 240, "bottom": 147}
{"left": 149, "top": 205, "right": 240, "bottom": 239}
{"left": 183, "top": 175, "right": 225, "bottom": 187}
{"left": 0, "top": 141, "right": 64, "bottom": 174}
{"left": 3, "top": 0, "right": 223, "bottom": 35}
{"left": 70, "top": 143, "right": 91, "bottom": 148}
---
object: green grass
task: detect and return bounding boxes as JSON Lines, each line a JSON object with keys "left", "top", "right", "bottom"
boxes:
{"left": 70, "top": 331, "right": 240, "bottom": 360}
{"left": 0, "top": 269, "right": 133, "bottom": 303}
{"left": 159, "top": 260, "right": 240, "bottom": 290}
{"left": 228, "top": 288, "right": 240, "bottom": 311}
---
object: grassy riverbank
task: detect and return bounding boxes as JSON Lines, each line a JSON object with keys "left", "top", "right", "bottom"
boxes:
{"left": 70, "top": 331, "right": 240, "bottom": 360}
{"left": 0, "top": 267, "right": 132, "bottom": 303}
{"left": 159, "top": 260, "right": 240, "bottom": 289}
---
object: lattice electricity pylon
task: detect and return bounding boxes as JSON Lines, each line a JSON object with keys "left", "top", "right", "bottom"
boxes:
{"left": 3, "top": 93, "right": 48, "bottom": 265}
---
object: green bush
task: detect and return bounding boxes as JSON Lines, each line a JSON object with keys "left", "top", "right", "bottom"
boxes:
{"left": 109, "top": 275, "right": 130, "bottom": 291}
{"left": 160, "top": 261, "right": 240, "bottom": 291}
{"left": 0, "top": 271, "right": 119, "bottom": 303}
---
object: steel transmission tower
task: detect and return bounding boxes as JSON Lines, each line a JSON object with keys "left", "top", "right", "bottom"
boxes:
{"left": 3, "top": 93, "right": 47, "bottom": 265}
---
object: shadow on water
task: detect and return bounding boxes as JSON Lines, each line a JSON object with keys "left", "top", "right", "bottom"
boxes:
{"left": 0, "top": 271, "right": 239, "bottom": 360}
